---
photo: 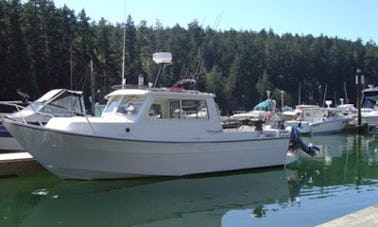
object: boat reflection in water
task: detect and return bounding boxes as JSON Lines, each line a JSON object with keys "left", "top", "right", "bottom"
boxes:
{"left": 17, "top": 169, "right": 300, "bottom": 227}
{"left": 2, "top": 135, "right": 378, "bottom": 227}
{"left": 302, "top": 133, "right": 378, "bottom": 167}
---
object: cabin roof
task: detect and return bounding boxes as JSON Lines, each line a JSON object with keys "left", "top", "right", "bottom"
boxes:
{"left": 105, "top": 88, "right": 215, "bottom": 100}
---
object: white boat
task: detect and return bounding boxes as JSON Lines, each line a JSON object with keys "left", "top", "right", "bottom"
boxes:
{"left": 304, "top": 107, "right": 349, "bottom": 134}
{"left": 229, "top": 91, "right": 277, "bottom": 122}
{"left": 5, "top": 89, "right": 86, "bottom": 124}
{"left": 3, "top": 54, "right": 296, "bottom": 180}
{"left": 282, "top": 105, "right": 319, "bottom": 134}
{"left": 0, "top": 89, "right": 86, "bottom": 151}
{"left": 359, "top": 85, "right": 378, "bottom": 124}
{"left": 4, "top": 87, "right": 294, "bottom": 179}
{"left": 283, "top": 102, "right": 349, "bottom": 135}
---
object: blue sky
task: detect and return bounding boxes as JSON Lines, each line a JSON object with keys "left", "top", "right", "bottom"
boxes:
{"left": 53, "top": 0, "right": 378, "bottom": 43}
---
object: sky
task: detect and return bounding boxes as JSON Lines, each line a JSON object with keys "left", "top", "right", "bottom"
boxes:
{"left": 52, "top": 0, "right": 378, "bottom": 43}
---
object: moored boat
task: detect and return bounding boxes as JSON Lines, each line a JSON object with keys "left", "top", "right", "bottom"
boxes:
{"left": 4, "top": 86, "right": 294, "bottom": 179}
{"left": 0, "top": 89, "right": 86, "bottom": 151}
{"left": 3, "top": 53, "right": 298, "bottom": 180}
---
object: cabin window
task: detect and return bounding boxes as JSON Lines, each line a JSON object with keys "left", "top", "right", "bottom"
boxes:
{"left": 148, "top": 103, "right": 162, "bottom": 119}
{"left": 148, "top": 97, "right": 208, "bottom": 120}
{"left": 183, "top": 99, "right": 208, "bottom": 119}
{"left": 170, "top": 100, "right": 185, "bottom": 118}
{"left": 170, "top": 99, "right": 208, "bottom": 119}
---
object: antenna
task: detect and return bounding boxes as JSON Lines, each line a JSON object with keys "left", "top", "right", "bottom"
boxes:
{"left": 121, "top": 1, "right": 127, "bottom": 89}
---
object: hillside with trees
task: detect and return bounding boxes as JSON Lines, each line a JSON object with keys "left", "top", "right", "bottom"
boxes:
{"left": 1, "top": 0, "right": 378, "bottom": 114}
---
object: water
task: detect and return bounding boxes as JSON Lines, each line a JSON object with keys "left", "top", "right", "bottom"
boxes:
{"left": 1, "top": 134, "right": 378, "bottom": 227}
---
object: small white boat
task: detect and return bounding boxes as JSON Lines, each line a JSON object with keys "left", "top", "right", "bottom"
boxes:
{"left": 283, "top": 103, "right": 349, "bottom": 135}
{"left": 359, "top": 85, "right": 378, "bottom": 124}
{"left": 0, "top": 89, "right": 86, "bottom": 151}
{"left": 6, "top": 89, "right": 86, "bottom": 124}
{"left": 229, "top": 91, "right": 277, "bottom": 122}
{"left": 282, "top": 105, "right": 319, "bottom": 134}
{"left": 304, "top": 107, "right": 349, "bottom": 134}
{"left": 3, "top": 54, "right": 296, "bottom": 180}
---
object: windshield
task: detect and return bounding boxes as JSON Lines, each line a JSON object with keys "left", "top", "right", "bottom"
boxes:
{"left": 103, "top": 96, "right": 122, "bottom": 113}
{"left": 24, "top": 103, "right": 44, "bottom": 112}
{"left": 118, "top": 96, "right": 143, "bottom": 115}
{"left": 103, "top": 95, "right": 144, "bottom": 116}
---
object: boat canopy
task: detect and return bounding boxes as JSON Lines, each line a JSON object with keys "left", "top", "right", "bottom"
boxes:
{"left": 254, "top": 100, "right": 275, "bottom": 111}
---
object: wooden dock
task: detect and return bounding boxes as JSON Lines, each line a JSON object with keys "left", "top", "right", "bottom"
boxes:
{"left": 0, "top": 152, "right": 43, "bottom": 177}
{"left": 317, "top": 204, "right": 378, "bottom": 227}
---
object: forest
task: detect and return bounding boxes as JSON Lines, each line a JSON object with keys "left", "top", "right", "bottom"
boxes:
{"left": 1, "top": 0, "right": 378, "bottom": 115}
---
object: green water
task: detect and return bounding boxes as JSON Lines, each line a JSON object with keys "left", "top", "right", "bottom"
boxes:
{"left": 1, "top": 134, "right": 378, "bottom": 227}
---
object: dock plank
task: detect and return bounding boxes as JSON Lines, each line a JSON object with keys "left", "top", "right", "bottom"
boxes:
{"left": 317, "top": 204, "right": 378, "bottom": 227}
{"left": 0, "top": 152, "right": 43, "bottom": 176}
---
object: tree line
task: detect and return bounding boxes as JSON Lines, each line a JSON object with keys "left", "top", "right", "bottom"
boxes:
{"left": 1, "top": 0, "right": 378, "bottom": 114}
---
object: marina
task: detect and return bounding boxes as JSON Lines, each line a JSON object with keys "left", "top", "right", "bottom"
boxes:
{"left": 1, "top": 0, "right": 378, "bottom": 226}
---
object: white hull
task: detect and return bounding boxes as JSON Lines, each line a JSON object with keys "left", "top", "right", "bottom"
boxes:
{"left": 0, "top": 136, "right": 23, "bottom": 151}
{"left": 4, "top": 120, "right": 290, "bottom": 179}
{"left": 310, "top": 118, "right": 348, "bottom": 134}
{"left": 362, "top": 112, "right": 378, "bottom": 124}
{"left": 284, "top": 121, "right": 311, "bottom": 134}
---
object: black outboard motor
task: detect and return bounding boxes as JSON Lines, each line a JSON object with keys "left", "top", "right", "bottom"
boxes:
{"left": 289, "top": 126, "right": 319, "bottom": 156}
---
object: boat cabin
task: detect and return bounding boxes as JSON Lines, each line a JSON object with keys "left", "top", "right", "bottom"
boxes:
{"left": 101, "top": 88, "right": 215, "bottom": 120}
{"left": 76, "top": 87, "right": 225, "bottom": 141}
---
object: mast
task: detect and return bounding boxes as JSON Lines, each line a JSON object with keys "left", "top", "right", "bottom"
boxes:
{"left": 121, "top": 1, "right": 127, "bottom": 88}
{"left": 298, "top": 83, "right": 301, "bottom": 105}
{"left": 344, "top": 81, "right": 348, "bottom": 103}
{"left": 322, "top": 84, "right": 328, "bottom": 107}
{"left": 121, "top": 21, "right": 126, "bottom": 89}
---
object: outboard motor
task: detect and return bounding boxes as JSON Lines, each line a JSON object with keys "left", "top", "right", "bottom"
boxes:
{"left": 289, "top": 126, "right": 319, "bottom": 156}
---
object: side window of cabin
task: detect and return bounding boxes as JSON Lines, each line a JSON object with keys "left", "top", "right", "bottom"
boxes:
{"left": 170, "top": 100, "right": 183, "bottom": 119}
{"left": 183, "top": 99, "right": 208, "bottom": 119}
{"left": 147, "top": 98, "right": 169, "bottom": 119}
{"left": 148, "top": 104, "right": 162, "bottom": 119}
{"left": 169, "top": 99, "right": 208, "bottom": 119}
{"left": 148, "top": 98, "right": 209, "bottom": 120}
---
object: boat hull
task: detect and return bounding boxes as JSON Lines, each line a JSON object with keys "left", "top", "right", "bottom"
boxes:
{"left": 0, "top": 136, "right": 23, "bottom": 151}
{"left": 362, "top": 113, "right": 378, "bottom": 124}
{"left": 284, "top": 120, "right": 311, "bottom": 134}
{"left": 310, "top": 118, "right": 348, "bottom": 134}
{"left": 4, "top": 120, "right": 290, "bottom": 179}
{"left": 0, "top": 122, "right": 23, "bottom": 151}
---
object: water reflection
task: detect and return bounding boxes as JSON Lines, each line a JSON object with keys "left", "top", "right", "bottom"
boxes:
{"left": 301, "top": 134, "right": 378, "bottom": 182}
{"left": 0, "top": 169, "right": 299, "bottom": 227}
{"left": 1, "top": 135, "right": 378, "bottom": 227}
